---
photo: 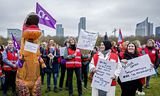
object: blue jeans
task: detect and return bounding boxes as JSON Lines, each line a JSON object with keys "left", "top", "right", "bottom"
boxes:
{"left": 47, "top": 72, "right": 58, "bottom": 89}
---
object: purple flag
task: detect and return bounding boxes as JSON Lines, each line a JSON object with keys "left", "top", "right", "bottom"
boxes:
{"left": 36, "top": 2, "right": 56, "bottom": 29}
{"left": 156, "top": 41, "right": 160, "bottom": 48}
{"left": 11, "top": 33, "right": 20, "bottom": 50}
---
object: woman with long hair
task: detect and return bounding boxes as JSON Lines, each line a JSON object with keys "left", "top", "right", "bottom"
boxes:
{"left": 89, "top": 40, "right": 122, "bottom": 96}
{"left": 118, "top": 42, "right": 142, "bottom": 96}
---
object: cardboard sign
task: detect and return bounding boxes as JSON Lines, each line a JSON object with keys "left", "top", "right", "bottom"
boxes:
{"left": 91, "top": 58, "right": 117, "bottom": 92}
{"left": 119, "top": 54, "right": 156, "bottom": 82}
{"left": 24, "top": 41, "right": 39, "bottom": 53}
{"left": 77, "top": 30, "right": 98, "bottom": 50}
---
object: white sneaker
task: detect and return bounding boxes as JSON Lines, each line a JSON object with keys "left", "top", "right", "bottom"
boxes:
{"left": 137, "top": 91, "right": 145, "bottom": 95}
{"left": 136, "top": 90, "right": 139, "bottom": 94}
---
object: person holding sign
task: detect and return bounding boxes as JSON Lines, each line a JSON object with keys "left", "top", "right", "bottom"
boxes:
{"left": 118, "top": 42, "right": 143, "bottom": 96}
{"left": 89, "top": 40, "right": 122, "bottom": 96}
{"left": 64, "top": 37, "right": 89, "bottom": 96}
{"left": 59, "top": 39, "right": 69, "bottom": 91}
{"left": 45, "top": 39, "right": 60, "bottom": 92}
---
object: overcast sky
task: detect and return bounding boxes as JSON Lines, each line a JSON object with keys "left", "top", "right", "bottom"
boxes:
{"left": 0, "top": 0, "right": 160, "bottom": 37}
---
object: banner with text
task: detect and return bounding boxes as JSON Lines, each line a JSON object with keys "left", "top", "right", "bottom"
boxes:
{"left": 77, "top": 30, "right": 98, "bottom": 50}
{"left": 119, "top": 54, "right": 156, "bottom": 82}
{"left": 91, "top": 58, "right": 117, "bottom": 92}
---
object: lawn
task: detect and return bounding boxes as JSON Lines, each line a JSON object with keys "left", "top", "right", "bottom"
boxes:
{"left": 0, "top": 70, "right": 160, "bottom": 96}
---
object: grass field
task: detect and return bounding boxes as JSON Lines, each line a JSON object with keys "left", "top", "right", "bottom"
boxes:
{"left": 0, "top": 69, "right": 160, "bottom": 96}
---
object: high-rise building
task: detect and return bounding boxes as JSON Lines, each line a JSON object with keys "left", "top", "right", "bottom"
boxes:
{"left": 78, "top": 17, "right": 86, "bottom": 35}
{"left": 7, "top": 28, "right": 22, "bottom": 41}
{"left": 56, "top": 24, "right": 64, "bottom": 37}
{"left": 135, "top": 17, "right": 153, "bottom": 36}
{"left": 41, "top": 30, "right": 45, "bottom": 37}
{"left": 155, "top": 26, "right": 160, "bottom": 37}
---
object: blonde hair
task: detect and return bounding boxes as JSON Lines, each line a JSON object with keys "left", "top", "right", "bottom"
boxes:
{"left": 147, "top": 39, "right": 155, "bottom": 44}
{"left": 68, "top": 37, "right": 77, "bottom": 44}
{"left": 147, "top": 39, "right": 155, "bottom": 47}
{"left": 7, "top": 40, "right": 13, "bottom": 44}
{"left": 111, "top": 41, "right": 116, "bottom": 46}
{"left": 133, "top": 40, "right": 141, "bottom": 48}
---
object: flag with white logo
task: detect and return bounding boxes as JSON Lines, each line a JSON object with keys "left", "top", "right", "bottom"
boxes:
{"left": 36, "top": 2, "right": 56, "bottom": 29}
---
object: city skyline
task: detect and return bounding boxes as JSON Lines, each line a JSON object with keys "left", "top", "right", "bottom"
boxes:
{"left": 0, "top": 0, "right": 160, "bottom": 38}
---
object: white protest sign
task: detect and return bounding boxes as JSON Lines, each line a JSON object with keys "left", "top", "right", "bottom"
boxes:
{"left": 91, "top": 58, "right": 117, "bottom": 92}
{"left": 77, "top": 30, "right": 98, "bottom": 50}
{"left": 60, "top": 47, "right": 66, "bottom": 56}
{"left": 119, "top": 54, "right": 156, "bottom": 82}
{"left": 24, "top": 41, "right": 39, "bottom": 53}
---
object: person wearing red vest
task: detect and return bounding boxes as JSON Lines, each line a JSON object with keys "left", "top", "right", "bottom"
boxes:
{"left": 0, "top": 45, "right": 4, "bottom": 90}
{"left": 2, "top": 40, "right": 19, "bottom": 96}
{"left": 89, "top": 40, "right": 122, "bottom": 96}
{"left": 64, "top": 37, "right": 88, "bottom": 96}
{"left": 118, "top": 43, "right": 143, "bottom": 96}
{"left": 143, "top": 39, "right": 159, "bottom": 89}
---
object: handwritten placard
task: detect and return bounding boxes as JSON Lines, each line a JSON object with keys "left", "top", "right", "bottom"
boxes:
{"left": 119, "top": 54, "right": 156, "bottom": 82}
{"left": 60, "top": 47, "right": 66, "bottom": 56}
{"left": 24, "top": 41, "right": 39, "bottom": 53}
{"left": 91, "top": 58, "right": 117, "bottom": 92}
{"left": 77, "top": 30, "right": 98, "bottom": 50}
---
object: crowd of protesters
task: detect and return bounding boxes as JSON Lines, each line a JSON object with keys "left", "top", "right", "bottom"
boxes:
{"left": 0, "top": 36, "right": 160, "bottom": 96}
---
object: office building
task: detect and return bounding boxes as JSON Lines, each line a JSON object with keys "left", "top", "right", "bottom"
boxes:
{"left": 135, "top": 17, "right": 153, "bottom": 36}
{"left": 78, "top": 17, "right": 86, "bottom": 35}
{"left": 56, "top": 24, "right": 64, "bottom": 37}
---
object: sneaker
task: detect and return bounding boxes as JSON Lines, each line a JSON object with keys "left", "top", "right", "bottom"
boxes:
{"left": 83, "top": 87, "right": 87, "bottom": 90}
{"left": 54, "top": 87, "right": 58, "bottom": 93}
{"left": 145, "top": 86, "right": 150, "bottom": 89}
{"left": 2, "top": 93, "right": 7, "bottom": 96}
{"left": 59, "top": 87, "right": 62, "bottom": 91}
{"left": 137, "top": 91, "right": 145, "bottom": 95}
{"left": 45, "top": 87, "right": 51, "bottom": 93}
{"left": 136, "top": 90, "right": 139, "bottom": 94}
{"left": 69, "top": 94, "right": 73, "bottom": 96}
{"left": 65, "top": 87, "right": 69, "bottom": 90}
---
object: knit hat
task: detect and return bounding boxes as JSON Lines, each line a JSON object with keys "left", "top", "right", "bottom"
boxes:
{"left": 103, "top": 40, "right": 112, "bottom": 51}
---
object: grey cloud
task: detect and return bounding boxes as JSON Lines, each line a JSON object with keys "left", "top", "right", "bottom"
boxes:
{"left": 0, "top": 0, "right": 160, "bottom": 37}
